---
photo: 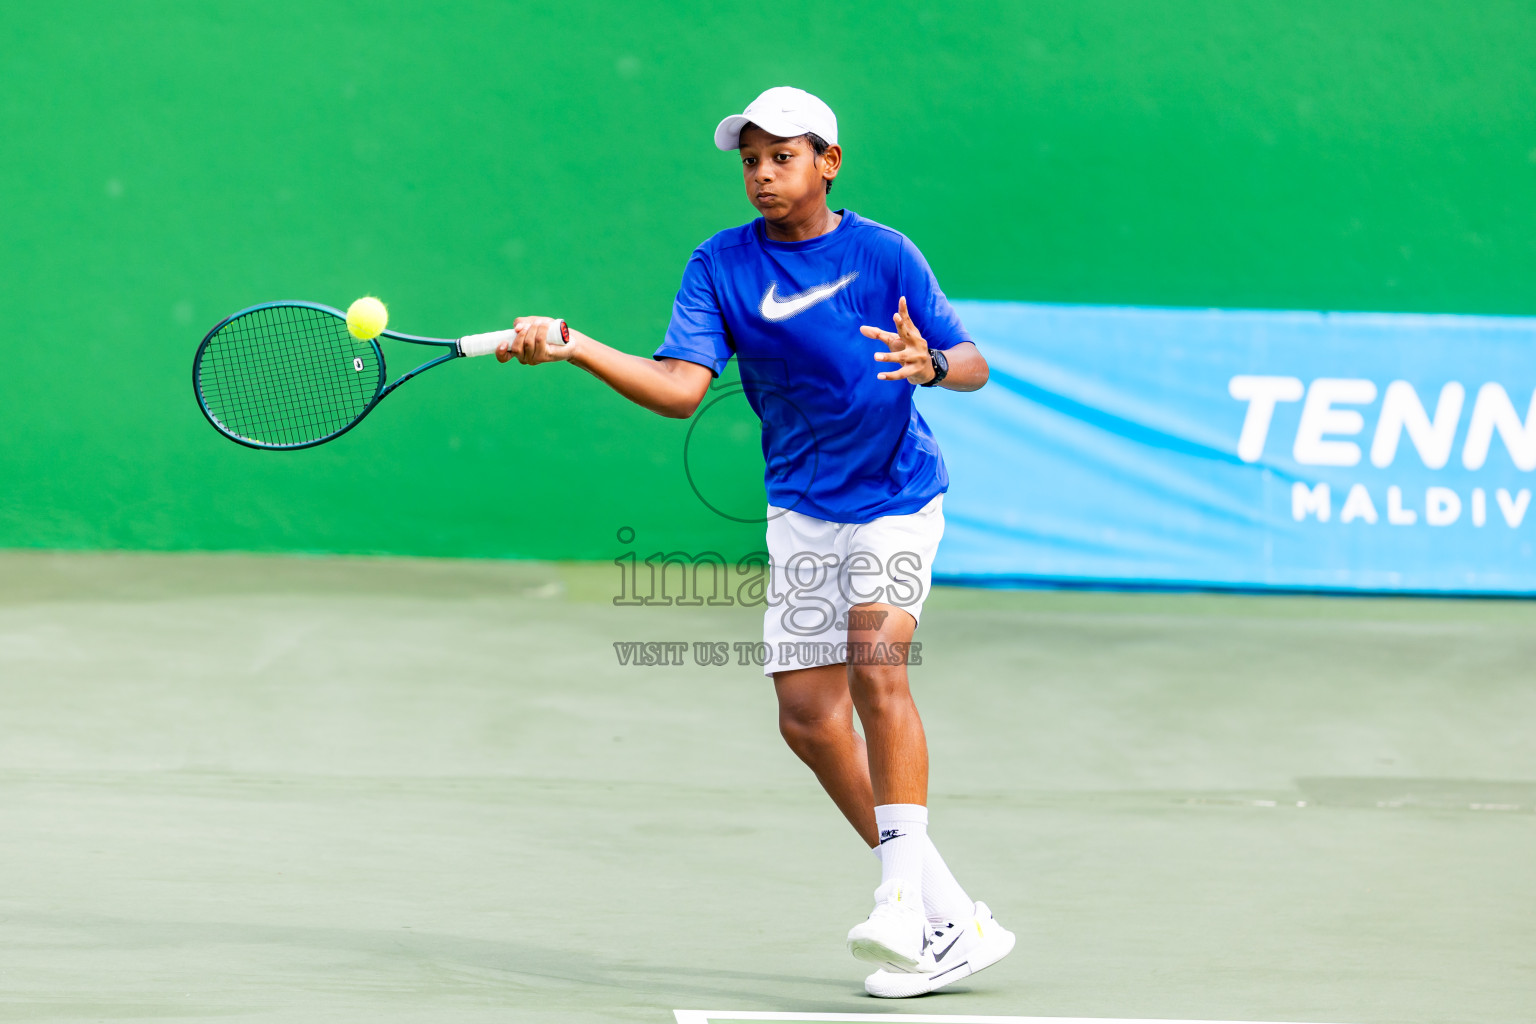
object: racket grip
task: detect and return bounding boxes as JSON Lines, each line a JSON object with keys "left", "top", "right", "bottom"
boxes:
{"left": 458, "top": 329, "right": 516, "bottom": 358}
{"left": 457, "top": 320, "right": 569, "bottom": 358}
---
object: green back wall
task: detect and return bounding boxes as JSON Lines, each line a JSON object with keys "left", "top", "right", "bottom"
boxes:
{"left": 2, "top": 2, "right": 1533, "bottom": 560}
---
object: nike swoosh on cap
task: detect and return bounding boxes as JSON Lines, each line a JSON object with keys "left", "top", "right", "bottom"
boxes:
{"left": 758, "top": 273, "right": 858, "bottom": 322}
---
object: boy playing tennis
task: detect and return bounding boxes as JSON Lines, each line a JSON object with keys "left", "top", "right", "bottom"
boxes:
{"left": 496, "top": 86, "right": 1014, "bottom": 997}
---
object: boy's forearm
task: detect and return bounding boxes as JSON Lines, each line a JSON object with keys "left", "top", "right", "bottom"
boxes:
{"left": 938, "top": 342, "right": 989, "bottom": 392}
{"left": 566, "top": 332, "right": 707, "bottom": 418}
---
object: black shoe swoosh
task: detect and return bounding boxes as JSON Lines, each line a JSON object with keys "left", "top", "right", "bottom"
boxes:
{"left": 929, "top": 930, "right": 965, "bottom": 963}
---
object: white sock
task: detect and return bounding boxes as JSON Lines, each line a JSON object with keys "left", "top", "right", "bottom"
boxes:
{"left": 921, "top": 834, "right": 974, "bottom": 925}
{"left": 873, "top": 829, "right": 975, "bottom": 925}
{"left": 873, "top": 803, "right": 927, "bottom": 910}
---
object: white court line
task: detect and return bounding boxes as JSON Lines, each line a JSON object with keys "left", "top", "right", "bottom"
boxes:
{"left": 674, "top": 1016, "right": 1352, "bottom": 1024}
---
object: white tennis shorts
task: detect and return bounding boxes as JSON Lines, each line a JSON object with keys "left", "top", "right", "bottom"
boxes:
{"left": 760, "top": 494, "right": 944, "bottom": 676}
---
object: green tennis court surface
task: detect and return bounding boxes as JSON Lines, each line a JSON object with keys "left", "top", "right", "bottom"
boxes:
{"left": 2, "top": 550, "right": 1532, "bottom": 1023}
{"left": 671, "top": 1015, "right": 1348, "bottom": 1023}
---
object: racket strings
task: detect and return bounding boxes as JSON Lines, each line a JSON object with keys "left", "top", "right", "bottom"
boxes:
{"left": 196, "top": 305, "right": 382, "bottom": 447}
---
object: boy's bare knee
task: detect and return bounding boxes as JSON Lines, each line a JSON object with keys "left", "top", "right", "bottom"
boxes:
{"left": 848, "top": 663, "right": 911, "bottom": 713}
{"left": 778, "top": 707, "right": 844, "bottom": 760}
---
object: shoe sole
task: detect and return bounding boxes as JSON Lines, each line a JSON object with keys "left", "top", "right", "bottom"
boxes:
{"left": 865, "top": 926, "right": 1016, "bottom": 998}
{"left": 847, "top": 936, "right": 920, "bottom": 972}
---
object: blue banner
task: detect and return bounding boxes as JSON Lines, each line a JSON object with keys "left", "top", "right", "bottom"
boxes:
{"left": 918, "top": 302, "right": 1536, "bottom": 594}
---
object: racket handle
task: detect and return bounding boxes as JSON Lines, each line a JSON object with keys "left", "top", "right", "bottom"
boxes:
{"left": 458, "top": 320, "right": 569, "bottom": 358}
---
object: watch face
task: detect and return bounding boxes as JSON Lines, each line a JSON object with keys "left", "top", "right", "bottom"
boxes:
{"left": 925, "top": 348, "right": 948, "bottom": 385}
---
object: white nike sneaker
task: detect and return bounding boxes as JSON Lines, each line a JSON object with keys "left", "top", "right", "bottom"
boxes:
{"left": 864, "top": 901, "right": 1016, "bottom": 998}
{"left": 845, "top": 879, "right": 926, "bottom": 970}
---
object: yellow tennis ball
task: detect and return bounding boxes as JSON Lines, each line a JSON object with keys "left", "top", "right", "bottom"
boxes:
{"left": 346, "top": 296, "right": 388, "bottom": 340}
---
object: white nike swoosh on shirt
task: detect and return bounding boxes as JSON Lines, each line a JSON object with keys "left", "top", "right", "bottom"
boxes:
{"left": 758, "top": 273, "right": 859, "bottom": 322}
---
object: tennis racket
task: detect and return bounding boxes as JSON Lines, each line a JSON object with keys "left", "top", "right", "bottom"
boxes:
{"left": 192, "top": 300, "right": 567, "bottom": 450}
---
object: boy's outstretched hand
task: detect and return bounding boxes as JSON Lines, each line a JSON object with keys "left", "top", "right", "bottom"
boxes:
{"left": 862, "top": 296, "right": 935, "bottom": 384}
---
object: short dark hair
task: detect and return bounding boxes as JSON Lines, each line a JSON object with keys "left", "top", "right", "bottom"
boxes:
{"left": 804, "top": 133, "right": 833, "bottom": 195}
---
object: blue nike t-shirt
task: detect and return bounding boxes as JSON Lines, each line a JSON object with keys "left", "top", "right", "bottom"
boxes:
{"left": 654, "top": 210, "right": 970, "bottom": 524}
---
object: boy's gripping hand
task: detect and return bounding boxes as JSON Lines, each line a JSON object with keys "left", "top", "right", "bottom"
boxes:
{"left": 862, "top": 296, "right": 935, "bottom": 385}
{"left": 496, "top": 317, "right": 580, "bottom": 365}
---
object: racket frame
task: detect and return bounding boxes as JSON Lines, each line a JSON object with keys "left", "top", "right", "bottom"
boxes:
{"left": 192, "top": 300, "right": 465, "bottom": 451}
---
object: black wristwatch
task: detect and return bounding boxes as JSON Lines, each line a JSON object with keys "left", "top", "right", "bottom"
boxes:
{"left": 921, "top": 348, "right": 949, "bottom": 387}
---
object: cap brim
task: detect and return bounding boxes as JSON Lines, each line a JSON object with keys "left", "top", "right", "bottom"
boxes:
{"left": 713, "top": 115, "right": 750, "bottom": 151}
{"left": 713, "top": 112, "right": 815, "bottom": 151}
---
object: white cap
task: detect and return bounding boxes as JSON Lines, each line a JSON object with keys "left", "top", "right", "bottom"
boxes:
{"left": 714, "top": 86, "right": 838, "bottom": 151}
